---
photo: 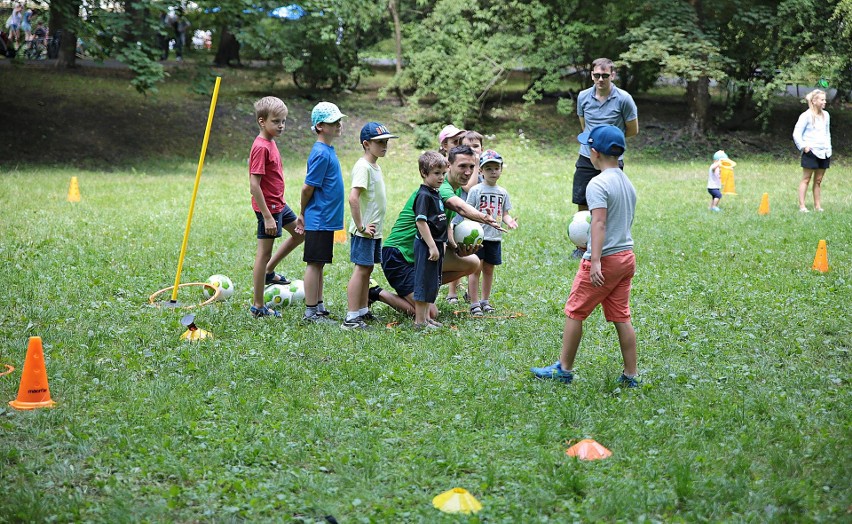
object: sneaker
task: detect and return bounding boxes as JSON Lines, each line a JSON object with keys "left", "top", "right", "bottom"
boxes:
{"left": 816, "top": 207, "right": 825, "bottom": 212}
{"left": 481, "top": 303, "right": 496, "bottom": 313}
{"left": 711, "top": 206, "right": 721, "bottom": 212}
{"left": 617, "top": 373, "right": 640, "bottom": 388}
{"left": 531, "top": 362, "right": 574, "bottom": 384}
{"left": 413, "top": 322, "right": 440, "bottom": 331}
{"left": 359, "top": 311, "right": 380, "bottom": 322}
{"left": 265, "top": 272, "right": 291, "bottom": 285}
{"left": 800, "top": 207, "right": 810, "bottom": 213}
{"left": 470, "top": 304, "right": 483, "bottom": 317}
{"left": 571, "top": 248, "right": 585, "bottom": 259}
{"left": 341, "top": 317, "right": 370, "bottom": 330}
{"left": 303, "top": 313, "right": 335, "bottom": 324}
{"left": 368, "top": 285, "right": 383, "bottom": 305}
{"left": 316, "top": 309, "right": 331, "bottom": 317}
{"left": 250, "top": 305, "right": 281, "bottom": 318}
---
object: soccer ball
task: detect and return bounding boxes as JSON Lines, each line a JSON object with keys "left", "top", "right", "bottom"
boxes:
{"left": 264, "top": 284, "right": 292, "bottom": 308}
{"left": 567, "top": 211, "right": 591, "bottom": 248}
{"left": 453, "top": 220, "right": 485, "bottom": 247}
{"left": 203, "top": 274, "right": 234, "bottom": 301}
{"left": 288, "top": 279, "right": 305, "bottom": 303}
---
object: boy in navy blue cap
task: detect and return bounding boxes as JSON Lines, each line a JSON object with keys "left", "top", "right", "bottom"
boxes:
{"left": 532, "top": 125, "right": 639, "bottom": 387}
{"left": 341, "top": 122, "right": 399, "bottom": 330}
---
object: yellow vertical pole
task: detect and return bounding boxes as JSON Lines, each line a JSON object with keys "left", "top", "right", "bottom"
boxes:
{"left": 170, "top": 76, "right": 222, "bottom": 303}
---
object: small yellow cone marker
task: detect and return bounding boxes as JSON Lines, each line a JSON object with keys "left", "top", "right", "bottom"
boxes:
{"left": 67, "top": 176, "right": 81, "bottom": 202}
{"left": 565, "top": 439, "right": 612, "bottom": 460}
{"left": 179, "top": 314, "right": 213, "bottom": 342}
{"left": 432, "top": 488, "right": 482, "bottom": 514}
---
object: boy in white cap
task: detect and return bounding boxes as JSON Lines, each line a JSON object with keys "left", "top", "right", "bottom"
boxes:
{"left": 296, "top": 102, "right": 346, "bottom": 323}
{"left": 531, "top": 125, "right": 639, "bottom": 387}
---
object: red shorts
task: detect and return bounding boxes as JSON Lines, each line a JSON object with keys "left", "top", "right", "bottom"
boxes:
{"left": 565, "top": 250, "right": 635, "bottom": 322}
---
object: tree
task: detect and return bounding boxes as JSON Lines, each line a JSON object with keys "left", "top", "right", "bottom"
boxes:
{"left": 49, "top": 0, "right": 82, "bottom": 68}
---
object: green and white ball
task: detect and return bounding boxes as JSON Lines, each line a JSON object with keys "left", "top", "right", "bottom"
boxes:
{"left": 264, "top": 284, "right": 292, "bottom": 308}
{"left": 288, "top": 279, "right": 305, "bottom": 303}
{"left": 567, "top": 211, "right": 591, "bottom": 248}
{"left": 203, "top": 274, "right": 234, "bottom": 301}
{"left": 453, "top": 220, "right": 485, "bottom": 247}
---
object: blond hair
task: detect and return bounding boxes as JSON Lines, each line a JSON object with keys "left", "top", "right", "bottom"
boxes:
{"left": 254, "top": 96, "right": 288, "bottom": 127}
{"left": 805, "top": 89, "right": 826, "bottom": 126}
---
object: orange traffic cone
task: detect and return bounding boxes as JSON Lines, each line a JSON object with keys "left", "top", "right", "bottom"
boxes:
{"left": 8, "top": 336, "right": 56, "bottom": 410}
{"left": 758, "top": 193, "right": 769, "bottom": 215}
{"left": 720, "top": 159, "right": 737, "bottom": 195}
{"left": 333, "top": 230, "right": 347, "bottom": 243}
{"left": 67, "top": 176, "right": 81, "bottom": 203}
{"left": 812, "top": 240, "right": 829, "bottom": 273}
{"left": 565, "top": 439, "right": 612, "bottom": 460}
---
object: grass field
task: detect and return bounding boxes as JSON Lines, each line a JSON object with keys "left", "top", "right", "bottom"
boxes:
{"left": 1, "top": 135, "right": 850, "bottom": 522}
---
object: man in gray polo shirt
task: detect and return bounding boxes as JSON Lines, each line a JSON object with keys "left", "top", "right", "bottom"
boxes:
{"left": 571, "top": 57, "right": 639, "bottom": 258}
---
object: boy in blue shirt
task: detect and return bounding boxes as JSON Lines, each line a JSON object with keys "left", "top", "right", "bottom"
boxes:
{"left": 532, "top": 125, "right": 639, "bottom": 387}
{"left": 296, "top": 102, "right": 346, "bottom": 323}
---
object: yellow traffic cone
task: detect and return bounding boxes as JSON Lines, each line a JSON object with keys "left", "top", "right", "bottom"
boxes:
{"left": 720, "top": 159, "right": 737, "bottom": 195}
{"left": 333, "top": 230, "right": 347, "bottom": 243}
{"left": 812, "top": 240, "right": 829, "bottom": 273}
{"left": 67, "top": 176, "right": 81, "bottom": 202}
{"left": 758, "top": 193, "right": 769, "bottom": 215}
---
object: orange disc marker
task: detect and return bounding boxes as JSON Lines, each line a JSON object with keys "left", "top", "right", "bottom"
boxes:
{"left": 9, "top": 336, "right": 56, "bottom": 410}
{"left": 565, "top": 439, "right": 612, "bottom": 460}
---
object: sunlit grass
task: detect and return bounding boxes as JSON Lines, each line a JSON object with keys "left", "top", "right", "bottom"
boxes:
{"left": 0, "top": 142, "right": 850, "bottom": 521}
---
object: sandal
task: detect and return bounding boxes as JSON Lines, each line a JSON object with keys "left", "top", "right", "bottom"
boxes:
{"left": 250, "top": 305, "right": 281, "bottom": 318}
{"left": 265, "top": 272, "right": 291, "bottom": 285}
{"left": 481, "top": 303, "right": 496, "bottom": 313}
{"left": 446, "top": 296, "right": 459, "bottom": 305}
{"left": 470, "top": 305, "right": 483, "bottom": 317}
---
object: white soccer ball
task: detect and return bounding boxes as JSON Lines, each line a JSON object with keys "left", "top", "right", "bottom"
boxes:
{"left": 567, "top": 211, "right": 591, "bottom": 248}
{"left": 264, "top": 284, "right": 292, "bottom": 308}
{"left": 288, "top": 279, "right": 305, "bottom": 303}
{"left": 203, "top": 274, "right": 234, "bottom": 301}
{"left": 453, "top": 220, "right": 485, "bottom": 247}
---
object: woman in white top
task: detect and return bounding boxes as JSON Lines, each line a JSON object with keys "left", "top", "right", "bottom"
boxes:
{"left": 792, "top": 89, "right": 832, "bottom": 212}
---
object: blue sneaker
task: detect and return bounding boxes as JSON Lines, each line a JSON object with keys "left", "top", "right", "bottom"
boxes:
{"left": 531, "top": 362, "right": 574, "bottom": 384}
{"left": 617, "top": 373, "right": 640, "bottom": 388}
{"left": 250, "top": 305, "right": 281, "bottom": 318}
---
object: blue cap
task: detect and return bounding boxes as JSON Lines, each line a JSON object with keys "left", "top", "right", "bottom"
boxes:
{"left": 713, "top": 150, "right": 728, "bottom": 161}
{"left": 577, "top": 125, "right": 626, "bottom": 157}
{"left": 360, "top": 122, "right": 398, "bottom": 143}
{"left": 311, "top": 102, "right": 346, "bottom": 128}
{"left": 479, "top": 149, "right": 503, "bottom": 167}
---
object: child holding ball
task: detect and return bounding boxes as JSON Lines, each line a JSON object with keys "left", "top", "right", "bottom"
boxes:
{"left": 531, "top": 125, "right": 639, "bottom": 387}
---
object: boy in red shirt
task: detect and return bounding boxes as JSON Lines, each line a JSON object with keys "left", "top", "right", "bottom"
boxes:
{"left": 248, "top": 96, "right": 304, "bottom": 317}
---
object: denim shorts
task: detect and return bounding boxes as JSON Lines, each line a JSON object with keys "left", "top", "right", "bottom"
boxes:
{"left": 475, "top": 240, "right": 502, "bottom": 265}
{"left": 381, "top": 246, "right": 415, "bottom": 297}
{"left": 413, "top": 238, "right": 444, "bottom": 303}
{"left": 707, "top": 188, "right": 723, "bottom": 199}
{"left": 255, "top": 204, "right": 297, "bottom": 239}
{"left": 350, "top": 235, "right": 382, "bottom": 266}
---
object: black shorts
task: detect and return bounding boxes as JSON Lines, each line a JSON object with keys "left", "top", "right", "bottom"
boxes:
{"left": 413, "top": 238, "right": 444, "bottom": 303}
{"left": 255, "top": 205, "right": 297, "bottom": 239}
{"left": 801, "top": 151, "right": 830, "bottom": 170}
{"left": 707, "top": 188, "right": 723, "bottom": 199}
{"left": 475, "top": 240, "right": 502, "bottom": 265}
{"left": 303, "top": 230, "right": 334, "bottom": 263}
{"left": 572, "top": 155, "right": 624, "bottom": 206}
{"left": 381, "top": 246, "right": 415, "bottom": 297}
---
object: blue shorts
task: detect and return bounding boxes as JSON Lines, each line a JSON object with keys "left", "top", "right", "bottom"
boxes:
{"left": 413, "top": 238, "right": 444, "bottom": 303}
{"left": 350, "top": 235, "right": 382, "bottom": 266}
{"left": 255, "top": 205, "right": 297, "bottom": 239}
{"left": 707, "top": 188, "right": 722, "bottom": 199}
{"left": 381, "top": 246, "right": 415, "bottom": 298}
{"left": 476, "top": 240, "right": 502, "bottom": 265}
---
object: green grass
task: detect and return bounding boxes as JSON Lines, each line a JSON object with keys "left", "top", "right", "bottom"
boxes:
{"left": 1, "top": 143, "right": 850, "bottom": 521}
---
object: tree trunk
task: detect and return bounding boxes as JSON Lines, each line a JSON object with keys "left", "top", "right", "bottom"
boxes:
{"left": 686, "top": 76, "right": 710, "bottom": 135}
{"left": 49, "top": 0, "right": 81, "bottom": 68}
{"left": 387, "top": 0, "right": 404, "bottom": 103}
{"left": 214, "top": 27, "right": 241, "bottom": 67}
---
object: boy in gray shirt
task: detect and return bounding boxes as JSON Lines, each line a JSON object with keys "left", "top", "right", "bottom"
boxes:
{"left": 532, "top": 125, "right": 639, "bottom": 387}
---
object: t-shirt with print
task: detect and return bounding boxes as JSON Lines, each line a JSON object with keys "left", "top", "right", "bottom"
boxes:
{"left": 584, "top": 167, "right": 636, "bottom": 260}
{"left": 347, "top": 157, "right": 387, "bottom": 239}
{"left": 414, "top": 185, "right": 448, "bottom": 243}
{"left": 249, "top": 136, "right": 285, "bottom": 213}
{"left": 303, "top": 141, "right": 344, "bottom": 231}
{"left": 466, "top": 183, "right": 512, "bottom": 242}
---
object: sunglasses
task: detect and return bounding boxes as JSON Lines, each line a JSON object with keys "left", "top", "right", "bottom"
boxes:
{"left": 592, "top": 73, "right": 611, "bottom": 79}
